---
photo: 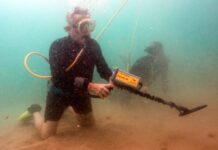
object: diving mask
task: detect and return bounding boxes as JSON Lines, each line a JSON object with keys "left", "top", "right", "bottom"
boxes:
{"left": 75, "top": 18, "right": 96, "bottom": 35}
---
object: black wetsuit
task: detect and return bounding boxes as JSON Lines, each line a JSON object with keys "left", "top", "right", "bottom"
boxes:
{"left": 45, "top": 36, "right": 112, "bottom": 121}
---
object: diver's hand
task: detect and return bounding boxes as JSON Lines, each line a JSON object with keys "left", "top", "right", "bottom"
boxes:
{"left": 88, "top": 82, "right": 114, "bottom": 98}
{"left": 109, "top": 77, "right": 116, "bottom": 88}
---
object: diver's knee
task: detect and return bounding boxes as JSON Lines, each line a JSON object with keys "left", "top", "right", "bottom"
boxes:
{"left": 40, "top": 132, "right": 53, "bottom": 139}
{"left": 40, "top": 121, "right": 58, "bottom": 139}
{"left": 76, "top": 112, "right": 95, "bottom": 127}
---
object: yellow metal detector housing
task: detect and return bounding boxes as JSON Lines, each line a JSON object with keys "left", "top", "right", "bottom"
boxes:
{"left": 111, "top": 69, "right": 142, "bottom": 89}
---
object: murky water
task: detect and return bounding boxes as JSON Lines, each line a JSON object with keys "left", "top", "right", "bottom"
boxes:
{"left": 0, "top": 0, "right": 218, "bottom": 149}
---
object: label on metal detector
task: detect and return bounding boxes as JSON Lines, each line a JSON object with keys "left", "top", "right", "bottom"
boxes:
{"left": 114, "top": 69, "right": 140, "bottom": 88}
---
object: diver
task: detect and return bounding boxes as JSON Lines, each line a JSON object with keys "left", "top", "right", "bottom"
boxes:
{"left": 21, "top": 7, "right": 114, "bottom": 139}
{"left": 130, "top": 41, "right": 169, "bottom": 93}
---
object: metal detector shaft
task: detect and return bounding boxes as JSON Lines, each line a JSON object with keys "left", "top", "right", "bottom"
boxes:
{"left": 110, "top": 68, "right": 207, "bottom": 116}
{"left": 117, "top": 86, "right": 207, "bottom": 116}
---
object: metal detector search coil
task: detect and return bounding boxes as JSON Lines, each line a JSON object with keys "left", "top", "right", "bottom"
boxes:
{"left": 111, "top": 68, "right": 207, "bottom": 117}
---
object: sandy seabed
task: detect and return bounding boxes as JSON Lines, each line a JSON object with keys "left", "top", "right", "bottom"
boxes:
{"left": 0, "top": 92, "right": 217, "bottom": 150}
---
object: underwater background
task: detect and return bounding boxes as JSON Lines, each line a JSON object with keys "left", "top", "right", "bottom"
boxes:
{"left": 0, "top": 0, "right": 218, "bottom": 149}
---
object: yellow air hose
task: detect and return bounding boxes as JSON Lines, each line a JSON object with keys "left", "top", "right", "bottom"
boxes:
{"left": 24, "top": 0, "right": 128, "bottom": 79}
{"left": 95, "top": 0, "right": 128, "bottom": 40}
{"left": 126, "top": 0, "right": 140, "bottom": 71}
{"left": 24, "top": 52, "right": 51, "bottom": 79}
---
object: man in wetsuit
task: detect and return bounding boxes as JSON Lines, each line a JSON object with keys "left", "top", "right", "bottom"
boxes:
{"left": 27, "top": 7, "right": 114, "bottom": 139}
{"left": 130, "top": 41, "right": 169, "bottom": 92}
